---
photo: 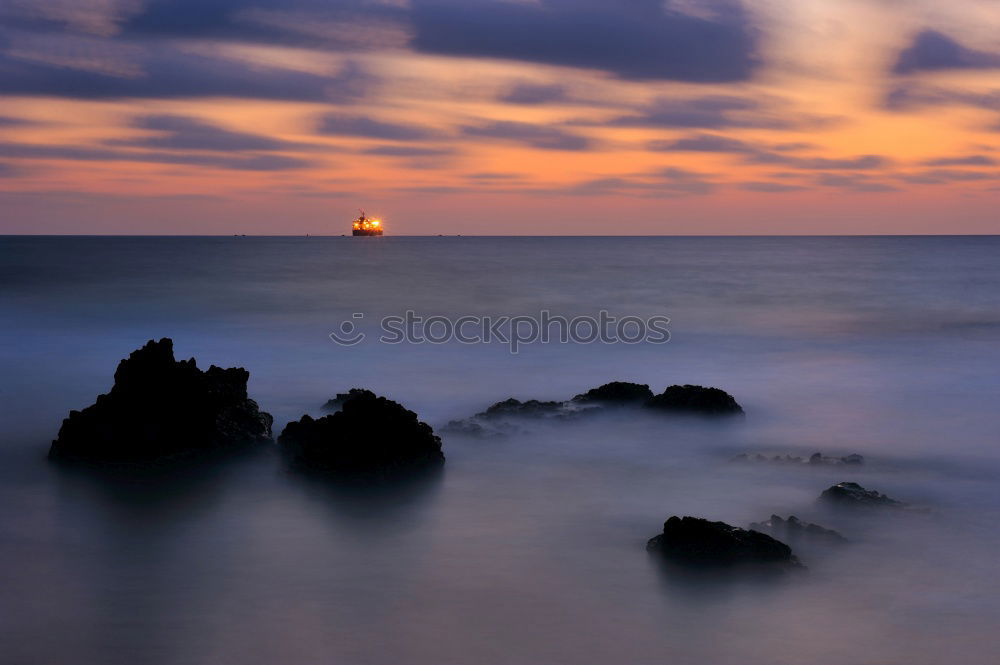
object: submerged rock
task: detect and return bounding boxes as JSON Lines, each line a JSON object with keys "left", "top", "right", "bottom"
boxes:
{"left": 810, "top": 452, "right": 864, "bottom": 466}
{"left": 647, "top": 516, "right": 803, "bottom": 570}
{"left": 49, "top": 338, "right": 273, "bottom": 465}
{"left": 749, "top": 515, "right": 847, "bottom": 544}
{"left": 280, "top": 389, "right": 444, "bottom": 477}
{"left": 443, "top": 397, "right": 576, "bottom": 436}
{"left": 645, "top": 385, "right": 744, "bottom": 416}
{"left": 731, "top": 451, "right": 865, "bottom": 466}
{"left": 571, "top": 381, "right": 653, "bottom": 404}
{"left": 819, "top": 482, "right": 905, "bottom": 508}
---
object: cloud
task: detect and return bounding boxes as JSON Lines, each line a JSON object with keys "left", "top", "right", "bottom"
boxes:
{"left": 108, "top": 114, "right": 315, "bottom": 152}
{"left": 648, "top": 133, "right": 756, "bottom": 152}
{"left": 815, "top": 173, "right": 898, "bottom": 192}
{"left": 115, "top": 0, "right": 408, "bottom": 49}
{"left": 460, "top": 121, "right": 591, "bottom": 151}
{"left": 893, "top": 30, "right": 1000, "bottom": 75}
{"left": 499, "top": 83, "right": 569, "bottom": 105}
{"left": 884, "top": 83, "right": 1000, "bottom": 111}
{"left": 651, "top": 166, "right": 716, "bottom": 194}
{"left": 650, "top": 133, "right": 886, "bottom": 170}
{"left": 0, "top": 116, "right": 32, "bottom": 127}
{"left": 0, "top": 43, "right": 367, "bottom": 100}
{"left": 899, "top": 169, "right": 997, "bottom": 184}
{"left": 362, "top": 145, "right": 454, "bottom": 157}
{"left": 749, "top": 153, "right": 889, "bottom": 170}
{"left": 740, "top": 181, "right": 805, "bottom": 192}
{"left": 463, "top": 172, "right": 523, "bottom": 181}
{"left": 921, "top": 155, "right": 996, "bottom": 166}
{"left": 0, "top": 141, "right": 314, "bottom": 170}
{"left": 318, "top": 114, "right": 439, "bottom": 141}
{"left": 0, "top": 162, "right": 24, "bottom": 177}
{"left": 605, "top": 95, "right": 827, "bottom": 130}
{"left": 542, "top": 166, "right": 715, "bottom": 197}
{"left": 410, "top": 0, "right": 760, "bottom": 82}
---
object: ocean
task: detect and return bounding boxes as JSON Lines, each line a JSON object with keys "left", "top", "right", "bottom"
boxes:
{"left": 1, "top": 235, "right": 999, "bottom": 664}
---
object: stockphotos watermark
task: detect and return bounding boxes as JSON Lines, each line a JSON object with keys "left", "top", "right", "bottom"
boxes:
{"left": 329, "top": 310, "right": 670, "bottom": 354}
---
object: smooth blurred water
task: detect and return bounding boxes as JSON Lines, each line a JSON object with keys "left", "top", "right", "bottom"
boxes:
{"left": 1, "top": 236, "right": 999, "bottom": 665}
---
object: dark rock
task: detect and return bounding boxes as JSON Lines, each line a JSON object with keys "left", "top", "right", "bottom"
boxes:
{"left": 731, "top": 451, "right": 864, "bottom": 466}
{"left": 280, "top": 389, "right": 444, "bottom": 478}
{"left": 443, "top": 397, "right": 574, "bottom": 437}
{"left": 322, "top": 388, "right": 375, "bottom": 411}
{"left": 645, "top": 385, "right": 744, "bottom": 416}
{"left": 49, "top": 338, "right": 273, "bottom": 465}
{"left": 442, "top": 418, "right": 512, "bottom": 438}
{"left": 809, "top": 452, "right": 865, "bottom": 466}
{"left": 448, "top": 381, "right": 744, "bottom": 437}
{"left": 819, "top": 482, "right": 905, "bottom": 508}
{"left": 481, "top": 398, "right": 567, "bottom": 419}
{"left": 572, "top": 381, "right": 653, "bottom": 404}
{"left": 647, "top": 516, "right": 803, "bottom": 570}
{"left": 749, "top": 515, "right": 847, "bottom": 544}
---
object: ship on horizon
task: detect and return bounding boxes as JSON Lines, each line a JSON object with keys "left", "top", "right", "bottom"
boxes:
{"left": 351, "top": 210, "right": 383, "bottom": 236}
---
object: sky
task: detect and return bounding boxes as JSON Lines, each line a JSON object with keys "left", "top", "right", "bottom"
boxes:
{"left": 2, "top": 0, "right": 1000, "bottom": 235}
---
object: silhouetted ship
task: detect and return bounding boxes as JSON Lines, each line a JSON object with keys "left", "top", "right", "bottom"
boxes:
{"left": 351, "top": 210, "right": 383, "bottom": 236}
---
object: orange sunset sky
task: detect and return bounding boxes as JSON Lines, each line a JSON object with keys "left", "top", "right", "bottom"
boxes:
{"left": 2, "top": 0, "right": 1000, "bottom": 234}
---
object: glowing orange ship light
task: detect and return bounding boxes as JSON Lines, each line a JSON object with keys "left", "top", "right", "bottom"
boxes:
{"left": 351, "top": 209, "right": 384, "bottom": 236}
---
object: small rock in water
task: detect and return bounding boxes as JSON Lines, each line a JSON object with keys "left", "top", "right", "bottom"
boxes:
{"left": 646, "top": 516, "right": 803, "bottom": 571}
{"left": 809, "top": 452, "right": 865, "bottom": 465}
{"left": 749, "top": 515, "right": 848, "bottom": 544}
{"left": 49, "top": 338, "right": 273, "bottom": 465}
{"left": 645, "top": 385, "right": 744, "bottom": 416}
{"left": 731, "top": 451, "right": 865, "bottom": 466}
{"left": 280, "top": 389, "right": 444, "bottom": 478}
{"left": 819, "top": 481, "right": 905, "bottom": 508}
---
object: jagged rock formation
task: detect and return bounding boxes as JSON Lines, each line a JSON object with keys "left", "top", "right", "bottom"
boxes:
{"left": 280, "top": 389, "right": 444, "bottom": 477}
{"left": 646, "top": 516, "right": 803, "bottom": 571}
{"left": 819, "top": 482, "right": 906, "bottom": 508}
{"left": 322, "top": 388, "right": 375, "bottom": 412}
{"left": 571, "top": 381, "right": 654, "bottom": 404}
{"left": 480, "top": 398, "right": 568, "bottom": 418}
{"left": 49, "top": 338, "right": 273, "bottom": 464}
{"left": 446, "top": 381, "right": 743, "bottom": 436}
{"left": 645, "top": 385, "right": 744, "bottom": 416}
{"left": 749, "top": 515, "right": 847, "bottom": 544}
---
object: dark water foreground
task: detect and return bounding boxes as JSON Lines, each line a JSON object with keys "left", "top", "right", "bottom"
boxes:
{"left": 1, "top": 236, "right": 999, "bottom": 665}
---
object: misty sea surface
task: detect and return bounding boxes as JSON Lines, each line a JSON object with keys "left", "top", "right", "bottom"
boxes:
{"left": 2, "top": 235, "right": 999, "bottom": 665}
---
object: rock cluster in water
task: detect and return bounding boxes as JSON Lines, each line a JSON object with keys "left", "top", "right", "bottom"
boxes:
{"left": 280, "top": 389, "right": 444, "bottom": 477}
{"left": 749, "top": 515, "right": 847, "bottom": 544}
{"left": 646, "top": 516, "right": 803, "bottom": 571}
{"left": 49, "top": 338, "right": 273, "bottom": 465}
{"left": 819, "top": 481, "right": 906, "bottom": 509}
{"left": 447, "top": 381, "right": 743, "bottom": 436}
{"left": 731, "top": 452, "right": 865, "bottom": 466}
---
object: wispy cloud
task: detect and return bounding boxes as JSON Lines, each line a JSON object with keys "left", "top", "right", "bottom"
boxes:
{"left": 893, "top": 30, "right": 1000, "bottom": 75}
{"left": 318, "top": 114, "right": 441, "bottom": 141}
{"left": 460, "top": 121, "right": 591, "bottom": 151}
{"left": 411, "top": 0, "right": 760, "bottom": 82}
